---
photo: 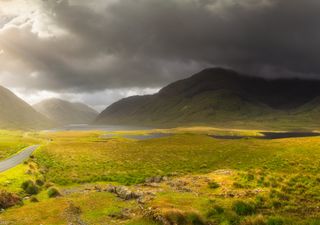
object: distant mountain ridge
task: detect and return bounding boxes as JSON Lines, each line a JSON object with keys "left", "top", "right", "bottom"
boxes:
{"left": 95, "top": 68, "right": 320, "bottom": 129}
{"left": 0, "top": 85, "right": 52, "bottom": 129}
{"left": 33, "top": 98, "right": 98, "bottom": 125}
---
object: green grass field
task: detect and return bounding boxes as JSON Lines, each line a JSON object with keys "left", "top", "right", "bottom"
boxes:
{"left": 0, "top": 127, "right": 319, "bottom": 225}
{"left": 0, "top": 130, "right": 42, "bottom": 160}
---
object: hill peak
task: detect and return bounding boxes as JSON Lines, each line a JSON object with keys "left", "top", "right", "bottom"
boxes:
{"left": 96, "top": 68, "right": 320, "bottom": 128}
{"left": 34, "top": 98, "right": 98, "bottom": 125}
{"left": 0, "top": 85, "right": 52, "bottom": 129}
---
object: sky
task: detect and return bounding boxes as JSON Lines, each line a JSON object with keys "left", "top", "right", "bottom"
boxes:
{"left": 1, "top": 0, "right": 320, "bottom": 111}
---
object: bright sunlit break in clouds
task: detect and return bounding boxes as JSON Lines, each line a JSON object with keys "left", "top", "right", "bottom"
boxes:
{"left": 1, "top": 0, "right": 320, "bottom": 110}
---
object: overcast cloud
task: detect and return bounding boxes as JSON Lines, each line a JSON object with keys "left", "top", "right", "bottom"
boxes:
{"left": 0, "top": 0, "right": 320, "bottom": 110}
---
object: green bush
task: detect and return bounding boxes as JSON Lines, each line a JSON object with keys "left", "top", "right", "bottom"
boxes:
{"left": 240, "top": 215, "right": 267, "bottom": 225}
{"left": 30, "top": 196, "right": 39, "bottom": 203}
{"left": 35, "top": 179, "right": 45, "bottom": 186}
{"left": 163, "top": 210, "right": 205, "bottom": 225}
{"left": 232, "top": 201, "right": 256, "bottom": 216}
{"left": 245, "top": 173, "right": 255, "bottom": 181}
{"left": 208, "top": 181, "right": 220, "bottom": 189}
{"left": 47, "top": 187, "right": 61, "bottom": 198}
{"left": 186, "top": 212, "right": 206, "bottom": 225}
{"left": 267, "top": 217, "right": 284, "bottom": 225}
{"left": 21, "top": 180, "right": 39, "bottom": 195}
{"left": 207, "top": 205, "right": 224, "bottom": 218}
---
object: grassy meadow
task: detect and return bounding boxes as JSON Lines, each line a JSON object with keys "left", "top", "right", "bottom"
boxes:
{"left": 0, "top": 127, "right": 319, "bottom": 224}
{"left": 0, "top": 130, "right": 42, "bottom": 160}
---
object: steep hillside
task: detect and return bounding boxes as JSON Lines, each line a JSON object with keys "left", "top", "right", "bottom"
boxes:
{"left": 95, "top": 68, "right": 320, "bottom": 129}
{"left": 33, "top": 98, "right": 98, "bottom": 125}
{"left": 0, "top": 86, "right": 52, "bottom": 129}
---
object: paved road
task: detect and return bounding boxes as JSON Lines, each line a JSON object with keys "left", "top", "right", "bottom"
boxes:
{"left": 0, "top": 145, "right": 39, "bottom": 172}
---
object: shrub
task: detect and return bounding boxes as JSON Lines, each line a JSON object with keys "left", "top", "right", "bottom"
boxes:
{"left": 271, "top": 201, "right": 282, "bottom": 209}
{"left": 35, "top": 179, "right": 45, "bottom": 186}
{"left": 30, "top": 196, "right": 39, "bottom": 203}
{"left": 207, "top": 205, "right": 224, "bottom": 218}
{"left": 186, "top": 212, "right": 206, "bottom": 225}
{"left": 232, "top": 201, "right": 256, "bottom": 216}
{"left": 208, "top": 181, "right": 220, "bottom": 189}
{"left": 255, "top": 195, "right": 265, "bottom": 207}
{"left": 162, "top": 210, "right": 205, "bottom": 225}
{"left": 267, "top": 217, "right": 285, "bottom": 225}
{"left": 21, "top": 180, "right": 39, "bottom": 195}
{"left": 240, "top": 215, "right": 267, "bottom": 225}
{"left": 47, "top": 187, "right": 61, "bottom": 198}
{"left": 245, "top": 173, "right": 255, "bottom": 181}
{"left": 233, "top": 182, "right": 245, "bottom": 188}
{"left": 44, "top": 182, "right": 54, "bottom": 189}
{"left": 0, "top": 190, "right": 21, "bottom": 209}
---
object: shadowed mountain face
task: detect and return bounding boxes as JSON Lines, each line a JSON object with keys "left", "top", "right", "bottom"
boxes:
{"left": 33, "top": 99, "right": 98, "bottom": 125}
{"left": 95, "top": 68, "right": 320, "bottom": 129}
{"left": 0, "top": 86, "right": 52, "bottom": 129}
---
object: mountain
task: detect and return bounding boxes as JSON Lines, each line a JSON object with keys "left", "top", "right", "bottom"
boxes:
{"left": 95, "top": 68, "right": 320, "bottom": 129}
{"left": 33, "top": 98, "right": 98, "bottom": 125}
{"left": 0, "top": 86, "right": 52, "bottom": 129}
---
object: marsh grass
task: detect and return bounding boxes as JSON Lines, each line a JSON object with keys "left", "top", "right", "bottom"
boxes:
{"left": 35, "top": 131, "right": 320, "bottom": 185}
{"left": 1, "top": 128, "right": 320, "bottom": 224}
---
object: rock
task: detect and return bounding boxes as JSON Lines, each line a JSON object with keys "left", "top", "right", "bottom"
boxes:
{"left": 214, "top": 169, "right": 233, "bottom": 175}
{"left": 104, "top": 185, "right": 117, "bottom": 193}
{"left": 145, "top": 176, "right": 166, "bottom": 183}
{"left": 105, "top": 185, "right": 141, "bottom": 200}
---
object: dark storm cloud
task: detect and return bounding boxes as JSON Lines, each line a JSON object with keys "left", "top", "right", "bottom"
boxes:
{"left": 2, "top": 0, "right": 320, "bottom": 93}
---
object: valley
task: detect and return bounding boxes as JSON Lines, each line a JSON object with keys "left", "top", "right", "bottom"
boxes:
{"left": 0, "top": 127, "right": 319, "bottom": 225}
{"left": 2, "top": 0, "right": 320, "bottom": 224}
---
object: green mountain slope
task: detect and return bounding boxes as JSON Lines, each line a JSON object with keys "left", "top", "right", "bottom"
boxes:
{"left": 95, "top": 68, "right": 320, "bottom": 129}
{"left": 0, "top": 86, "right": 52, "bottom": 129}
{"left": 33, "top": 98, "right": 98, "bottom": 125}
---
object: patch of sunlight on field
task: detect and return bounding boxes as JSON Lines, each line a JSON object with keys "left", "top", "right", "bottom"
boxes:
{"left": 0, "top": 191, "right": 155, "bottom": 225}
{"left": 0, "top": 164, "right": 34, "bottom": 192}
{"left": 34, "top": 129, "right": 320, "bottom": 185}
{"left": 0, "top": 197, "right": 69, "bottom": 225}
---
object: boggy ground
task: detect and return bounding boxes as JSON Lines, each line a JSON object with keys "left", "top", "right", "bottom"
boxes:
{"left": 0, "top": 127, "right": 319, "bottom": 224}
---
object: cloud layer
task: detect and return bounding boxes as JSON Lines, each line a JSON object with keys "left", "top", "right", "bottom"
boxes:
{"left": 1, "top": 0, "right": 320, "bottom": 108}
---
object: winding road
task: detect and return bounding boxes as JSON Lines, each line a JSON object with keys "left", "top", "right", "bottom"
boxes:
{"left": 0, "top": 145, "right": 39, "bottom": 172}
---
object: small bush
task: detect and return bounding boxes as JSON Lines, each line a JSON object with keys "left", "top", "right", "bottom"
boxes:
{"left": 44, "top": 182, "right": 54, "bottom": 189}
{"left": 255, "top": 195, "right": 265, "bottom": 207}
{"left": 162, "top": 210, "right": 205, "bottom": 225}
{"left": 233, "top": 182, "right": 245, "bottom": 188}
{"left": 186, "top": 212, "right": 206, "bottom": 225}
{"left": 21, "top": 180, "right": 39, "bottom": 195}
{"left": 35, "top": 179, "right": 45, "bottom": 186}
{"left": 47, "top": 187, "right": 61, "bottom": 198}
{"left": 271, "top": 201, "right": 282, "bottom": 209}
{"left": 232, "top": 201, "right": 256, "bottom": 216}
{"left": 207, "top": 205, "right": 224, "bottom": 218}
{"left": 0, "top": 190, "right": 21, "bottom": 209}
{"left": 245, "top": 173, "right": 255, "bottom": 181}
{"left": 30, "top": 196, "right": 39, "bottom": 203}
{"left": 267, "top": 217, "right": 285, "bottom": 225}
{"left": 240, "top": 215, "right": 266, "bottom": 225}
{"left": 208, "top": 181, "right": 220, "bottom": 189}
